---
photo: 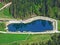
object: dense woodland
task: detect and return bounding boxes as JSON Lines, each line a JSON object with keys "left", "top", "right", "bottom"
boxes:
{"left": 3, "top": 0, "right": 60, "bottom": 19}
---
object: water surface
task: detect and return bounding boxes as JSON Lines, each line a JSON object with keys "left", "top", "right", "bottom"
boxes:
{"left": 8, "top": 20, "right": 53, "bottom": 32}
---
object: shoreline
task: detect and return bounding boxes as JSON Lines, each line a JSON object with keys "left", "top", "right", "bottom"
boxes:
{"left": 0, "top": 16, "right": 58, "bottom": 34}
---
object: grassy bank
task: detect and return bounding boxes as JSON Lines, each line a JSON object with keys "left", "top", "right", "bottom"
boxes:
{"left": 58, "top": 20, "right": 60, "bottom": 31}
{"left": 0, "top": 3, "right": 4, "bottom": 8}
{"left": 0, "top": 34, "right": 51, "bottom": 45}
{"left": 0, "top": 34, "right": 28, "bottom": 44}
{"left": 0, "top": 7, "right": 13, "bottom": 18}
{"left": 0, "top": 22, "right": 6, "bottom": 31}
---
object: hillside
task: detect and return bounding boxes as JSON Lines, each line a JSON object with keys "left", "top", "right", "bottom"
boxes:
{"left": 0, "top": 0, "right": 60, "bottom": 19}
{"left": 8, "top": 0, "right": 60, "bottom": 20}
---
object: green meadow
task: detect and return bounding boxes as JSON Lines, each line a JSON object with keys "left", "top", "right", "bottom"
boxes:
{"left": 0, "top": 34, "right": 51, "bottom": 44}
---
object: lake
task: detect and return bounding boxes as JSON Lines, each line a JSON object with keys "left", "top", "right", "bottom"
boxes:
{"left": 8, "top": 19, "right": 53, "bottom": 32}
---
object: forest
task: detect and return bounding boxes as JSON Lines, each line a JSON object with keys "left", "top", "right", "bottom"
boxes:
{"left": 3, "top": 0, "right": 60, "bottom": 19}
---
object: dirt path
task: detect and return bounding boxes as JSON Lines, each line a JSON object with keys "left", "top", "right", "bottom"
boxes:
{"left": 0, "top": 2, "right": 12, "bottom": 11}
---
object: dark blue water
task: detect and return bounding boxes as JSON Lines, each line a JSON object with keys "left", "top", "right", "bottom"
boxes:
{"left": 8, "top": 20, "right": 53, "bottom": 32}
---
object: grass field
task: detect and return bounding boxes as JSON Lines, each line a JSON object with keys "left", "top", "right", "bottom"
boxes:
{"left": 0, "top": 22, "right": 6, "bottom": 31}
{"left": 0, "top": 3, "right": 4, "bottom": 8}
{"left": 0, "top": 34, "right": 28, "bottom": 44}
{"left": 0, "top": 3, "right": 13, "bottom": 19}
{"left": 28, "top": 34, "right": 51, "bottom": 41}
{"left": 0, "top": 34, "right": 51, "bottom": 45}
{"left": 58, "top": 20, "right": 60, "bottom": 31}
{"left": 0, "top": 7, "right": 13, "bottom": 18}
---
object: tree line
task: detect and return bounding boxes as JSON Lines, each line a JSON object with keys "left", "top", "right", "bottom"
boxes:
{"left": 3, "top": 0, "right": 60, "bottom": 20}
